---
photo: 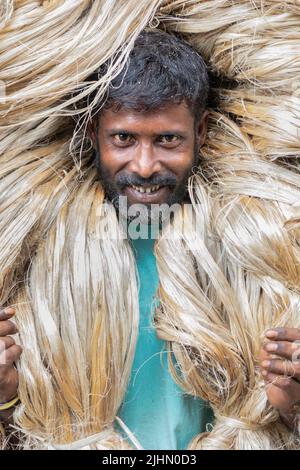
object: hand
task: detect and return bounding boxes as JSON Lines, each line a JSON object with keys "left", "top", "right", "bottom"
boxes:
{"left": 260, "top": 328, "right": 300, "bottom": 427}
{"left": 0, "top": 307, "right": 22, "bottom": 409}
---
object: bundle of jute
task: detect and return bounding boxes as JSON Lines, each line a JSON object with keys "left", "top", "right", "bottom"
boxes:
{"left": 0, "top": 0, "right": 300, "bottom": 449}
{"left": 156, "top": 115, "right": 300, "bottom": 449}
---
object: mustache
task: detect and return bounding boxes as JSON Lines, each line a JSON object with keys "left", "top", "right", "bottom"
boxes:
{"left": 115, "top": 173, "right": 177, "bottom": 188}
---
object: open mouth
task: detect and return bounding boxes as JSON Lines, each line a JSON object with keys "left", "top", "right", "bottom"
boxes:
{"left": 131, "top": 184, "right": 161, "bottom": 194}
{"left": 124, "top": 184, "right": 170, "bottom": 203}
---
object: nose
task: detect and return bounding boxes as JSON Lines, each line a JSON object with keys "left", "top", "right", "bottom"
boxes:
{"left": 129, "top": 142, "right": 162, "bottom": 179}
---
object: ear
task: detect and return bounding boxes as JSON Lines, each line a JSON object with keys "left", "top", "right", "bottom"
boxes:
{"left": 87, "top": 118, "right": 97, "bottom": 148}
{"left": 196, "top": 110, "right": 209, "bottom": 147}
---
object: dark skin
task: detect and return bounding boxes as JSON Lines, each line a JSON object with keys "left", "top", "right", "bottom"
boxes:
{"left": 90, "top": 102, "right": 208, "bottom": 209}
{"left": 260, "top": 328, "right": 300, "bottom": 429}
{"left": 1, "top": 102, "right": 299, "bottom": 438}
{"left": 0, "top": 307, "right": 22, "bottom": 447}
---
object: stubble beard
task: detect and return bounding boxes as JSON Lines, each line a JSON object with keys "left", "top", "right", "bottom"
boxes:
{"left": 95, "top": 145, "right": 200, "bottom": 226}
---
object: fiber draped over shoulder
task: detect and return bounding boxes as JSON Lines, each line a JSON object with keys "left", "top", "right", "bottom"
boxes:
{"left": 0, "top": 0, "right": 300, "bottom": 449}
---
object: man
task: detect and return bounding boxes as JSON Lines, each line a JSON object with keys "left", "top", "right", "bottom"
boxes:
{"left": 87, "top": 31, "right": 212, "bottom": 449}
{"left": 0, "top": 30, "right": 299, "bottom": 449}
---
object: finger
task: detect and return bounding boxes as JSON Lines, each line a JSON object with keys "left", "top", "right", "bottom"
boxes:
{"left": 0, "top": 365, "right": 18, "bottom": 399}
{"left": 0, "top": 320, "right": 18, "bottom": 337}
{"left": 261, "top": 358, "right": 300, "bottom": 381}
{"left": 265, "top": 327, "right": 300, "bottom": 342}
{"left": 259, "top": 347, "right": 280, "bottom": 367}
{"left": 262, "top": 370, "right": 292, "bottom": 388}
{"left": 263, "top": 371, "right": 300, "bottom": 400}
{"left": 0, "top": 344, "right": 22, "bottom": 367}
{"left": 0, "top": 307, "right": 15, "bottom": 321}
{"left": 0, "top": 336, "right": 15, "bottom": 352}
{"left": 263, "top": 340, "right": 300, "bottom": 361}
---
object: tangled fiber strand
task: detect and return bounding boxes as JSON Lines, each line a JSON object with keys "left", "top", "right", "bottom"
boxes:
{"left": 1, "top": 0, "right": 300, "bottom": 449}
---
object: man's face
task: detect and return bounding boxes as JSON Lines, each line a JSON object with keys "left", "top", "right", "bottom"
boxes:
{"left": 90, "top": 101, "right": 208, "bottom": 220}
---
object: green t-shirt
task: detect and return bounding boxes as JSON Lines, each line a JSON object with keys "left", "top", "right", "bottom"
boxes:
{"left": 116, "top": 235, "right": 214, "bottom": 450}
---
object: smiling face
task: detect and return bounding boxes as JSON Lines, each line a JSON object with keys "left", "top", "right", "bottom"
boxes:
{"left": 90, "top": 101, "right": 208, "bottom": 217}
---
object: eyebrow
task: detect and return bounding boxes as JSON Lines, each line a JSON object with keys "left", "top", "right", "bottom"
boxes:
{"left": 105, "top": 129, "right": 187, "bottom": 136}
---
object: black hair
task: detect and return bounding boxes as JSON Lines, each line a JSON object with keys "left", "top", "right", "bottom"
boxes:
{"left": 88, "top": 29, "right": 209, "bottom": 123}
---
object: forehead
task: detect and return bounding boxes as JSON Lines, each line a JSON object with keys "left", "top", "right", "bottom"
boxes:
{"left": 98, "top": 101, "right": 194, "bottom": 133}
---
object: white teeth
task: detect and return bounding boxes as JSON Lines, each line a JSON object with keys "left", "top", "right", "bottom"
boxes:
{"left": 132, "top": 185, "right": 161, "bottom": 193}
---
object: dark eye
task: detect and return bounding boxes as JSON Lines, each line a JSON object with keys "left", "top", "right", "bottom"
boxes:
{"left": 158, "top": 135, "right": 179, "bottom": 144}
{"left": 113, "top": 133, "right": 134, "bottom": 145}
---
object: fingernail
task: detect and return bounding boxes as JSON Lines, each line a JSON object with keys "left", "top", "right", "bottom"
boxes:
{"left": 265, "top": 342, "right": 278, "bottom": 352}
{"left": 265, "top": 330, "right": 278, "bottom": 339}
{"left": 262, "top": 360, "right": 271, "bottom": 368}
{"left": 4, "top": 307, "right": 15, "bottom": 316}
